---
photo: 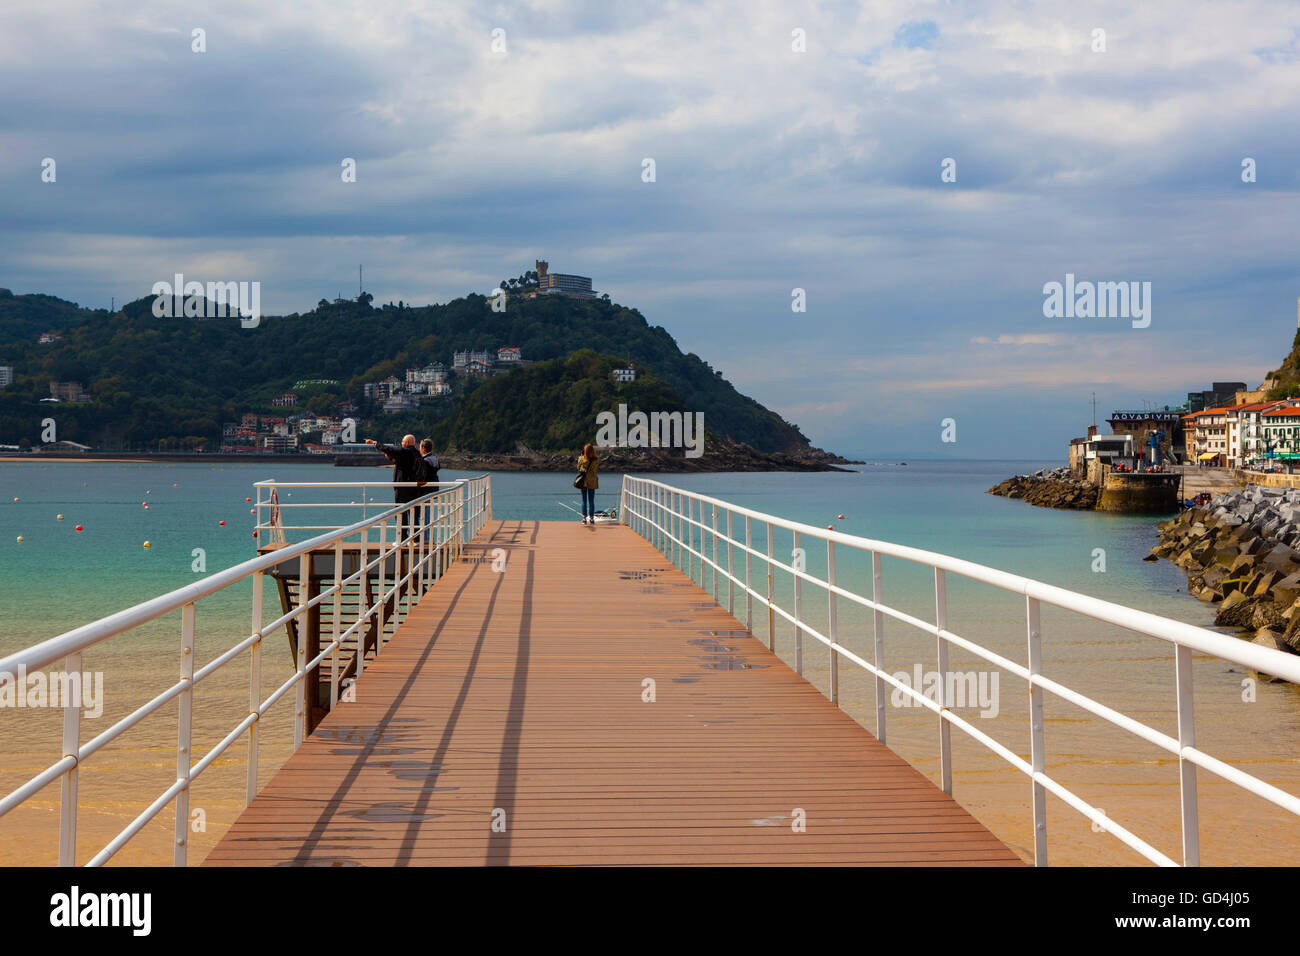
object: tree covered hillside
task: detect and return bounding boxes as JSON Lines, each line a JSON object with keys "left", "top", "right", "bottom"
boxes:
{"left": 0, "top": 288, "right": 813, "bottom": 453}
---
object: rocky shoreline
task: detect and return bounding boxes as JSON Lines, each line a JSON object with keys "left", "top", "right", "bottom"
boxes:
{"left": 1153, "top": 487, "right": 1300, "bottom": 665}
{"left": 987, "top": 467, "right": 1099, "bottom": 510}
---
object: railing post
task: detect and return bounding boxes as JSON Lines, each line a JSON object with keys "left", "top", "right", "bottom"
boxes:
{"left": 376, "top": 517, "right": 388, "bottom": 653}
{"left": 58, "top": 650, "right": 82, "bottom": 867}
{"left": 828, "top": 542, "right": 838, "bottom": 706}
{"left": 766, "top": 522, "right": 775, "bottom": 651}
{"left": 726, "top": 510, "right": 734, "bottom": 616}
{"left": 712, "top": 504, "right": 719, "bottom": 603}
{"left": 247, "top": 570, "right": 263, "bottom": 804}
{"left": 793, "top": 529, "right": 803, "bottom": 676}
{"left": 934, "top": 568, "right": 952, "bottom": 795}
{"left": 357, "top": 521, "right": 368, "bottom": 676}
{"left": 676, "top": 494, "right": 686, "bottom": 567}
{"left": 331, "top": 538, "right": 343, "bottom": 710}
{"left": 174, "top": 601, "right": 195, "bottom": 867}
{"left": 872, "top": 551, "right": 886, "bottom": 743}
{"left": 405, "top": 502, "right": 415, "bottom": 619}
{"left": 1026, "top": 596, "right": 1047, "bottom": 866}
{"left": 416, "top": 500, "right": 425, "bottom": 597}
{"left": 745, "top": 515, "right": 753, "bottom": 633}
{"left": 1175, "top": 643, "right": 1200, "bottom": 866}
{"left": 295, "top": 552, "right": 311, "bottom": 750}
{"left": 435, "top": 500, "right": 443, "bottom": 584}
{"left": 688, "top": 496, "right": 695, "bottom": 583}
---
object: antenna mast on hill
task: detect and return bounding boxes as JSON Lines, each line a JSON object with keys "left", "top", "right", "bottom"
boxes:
{"left": 1091, "top": 391, "right": 1096, "bottom": 429}
{"left": 359, "top": 264, "right": 363, "bottom": 297}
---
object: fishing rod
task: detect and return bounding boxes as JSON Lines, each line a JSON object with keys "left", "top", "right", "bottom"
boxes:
{"left": 555, "top": 500, "right": 618, "bottom": 520}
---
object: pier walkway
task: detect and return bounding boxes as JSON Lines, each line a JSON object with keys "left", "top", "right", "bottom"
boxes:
{"left": 203, "top": 520, "right": 1020, "bottom": 866}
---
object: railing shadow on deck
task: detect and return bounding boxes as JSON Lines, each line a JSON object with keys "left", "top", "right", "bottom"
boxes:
{"left": 618, "top": 474, "right": 1300, "bottom": 867}
{"left": 0, "top": 476, "right": 492, "bottom": 867}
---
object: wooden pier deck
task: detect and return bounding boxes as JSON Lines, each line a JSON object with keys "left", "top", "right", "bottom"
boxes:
{"left": 204, "top": 520, "right": 1022, "bottom": 866}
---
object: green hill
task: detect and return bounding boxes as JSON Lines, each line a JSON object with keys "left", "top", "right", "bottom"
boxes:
{"left": 0, "top": 288, "right": 819, "bottom": 454}
{"left": 1266, "top": 328, "right": 1300, "bottom": 399}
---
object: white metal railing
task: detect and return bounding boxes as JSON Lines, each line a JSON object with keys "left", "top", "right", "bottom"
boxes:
{"left": 0, "top": 476, "right": 491, "bottom": 866}
{"left": 619, "top": 475, "right": 1300, "bottom": 867}
{"left": 252, "top": 477, "right": 492, "bottom": 542}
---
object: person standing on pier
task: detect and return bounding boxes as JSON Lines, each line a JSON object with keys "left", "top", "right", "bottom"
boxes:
{"left": 577, "top": 443, "right": 599, "bottom": 523}
{"left": 418, "top": 438, "right": 440, "bottom": 543}
{"left": 364, "top": 434, "right": 423, "bottom": 543}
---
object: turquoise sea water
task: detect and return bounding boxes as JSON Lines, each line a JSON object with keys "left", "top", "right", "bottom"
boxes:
{"left": 1, "top": 458, "right": 1298, "bottom": 866}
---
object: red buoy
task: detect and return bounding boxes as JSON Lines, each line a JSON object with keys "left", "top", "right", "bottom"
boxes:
{"left": 219, "top": 520, "right": 226, "bottom": 526}
{"left": 75, "top": 525, "right": 83, "bottom": 532}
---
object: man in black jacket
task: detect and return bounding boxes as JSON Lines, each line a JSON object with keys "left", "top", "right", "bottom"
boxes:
{"left": 364, "top": 434, "right": 423, "bottom": 544}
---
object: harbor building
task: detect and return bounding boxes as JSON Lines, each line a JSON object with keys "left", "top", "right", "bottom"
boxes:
{"left": 1105, "top": 409, "right": 1185, "bottom": 465}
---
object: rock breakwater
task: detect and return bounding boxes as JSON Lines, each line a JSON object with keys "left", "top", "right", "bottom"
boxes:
{"left": 1154, "top": 486, "right": 1300, "bottom": 663}
{"left": 987, "top": 467, "right": 1099, "bottom": 510}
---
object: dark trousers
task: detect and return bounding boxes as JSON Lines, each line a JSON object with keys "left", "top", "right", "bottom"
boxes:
{"left": 394, "top": 494, "right": 419, "bottom": 545}
{"left": 581, "top": 487, "right": 596, "bottom": 518}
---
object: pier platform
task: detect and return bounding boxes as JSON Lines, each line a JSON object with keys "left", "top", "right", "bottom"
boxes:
{"left": 204, "top": 520, "right": 1021, "bottom": 866}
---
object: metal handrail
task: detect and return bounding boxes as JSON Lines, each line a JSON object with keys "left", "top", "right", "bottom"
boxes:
{"left": 0, "top": 475, "right": 492, "bottom": 866}
{"left": 251, "top": 478, "right": 470, "bottom": 540}
{"left": 619, "top": 475, "right": 1300, "bottom": 867}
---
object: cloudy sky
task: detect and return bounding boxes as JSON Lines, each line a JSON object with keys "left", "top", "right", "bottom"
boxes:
{"left": 3, "top": 0, "right": 1298, "bottom": 457}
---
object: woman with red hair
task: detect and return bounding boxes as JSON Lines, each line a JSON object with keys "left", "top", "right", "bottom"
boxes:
{"left": 577, "top": 443, "right": 599, "bottom": 523}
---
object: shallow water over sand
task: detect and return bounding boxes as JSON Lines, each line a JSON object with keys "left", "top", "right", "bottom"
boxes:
{"left": 2, "top": 459, "right": 1297, "bottom": 865}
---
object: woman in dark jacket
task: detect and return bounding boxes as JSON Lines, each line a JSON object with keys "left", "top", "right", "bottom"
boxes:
{"left": 577, "top": 443, "right": 599, "bottom": 523}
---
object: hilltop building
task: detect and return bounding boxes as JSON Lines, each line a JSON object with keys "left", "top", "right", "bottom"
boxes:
{"left": 533, "top": 260, "right": 595, "bottom": 299}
